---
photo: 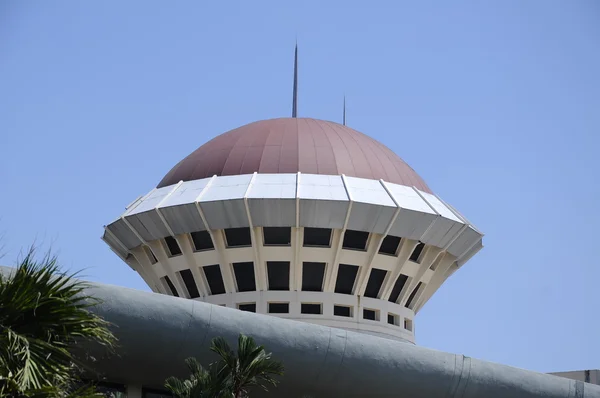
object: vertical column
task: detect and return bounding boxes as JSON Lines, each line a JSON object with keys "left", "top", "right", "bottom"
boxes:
{"left": 380, "top": 239, "right": 419, "bottom": 301}
{"left": 413, "top": 254, "right": 455, "bottom": 313}
{"left": 399, "top": 246, "right": 442, "bottom": 307}
{"left": 324, "top": 175, "right": 353, "bottom": 292}
{"left": 355, "top": 179, "right": 403, "bottom": 295}
{"left": 292, "top": 227, "right": 302, "bottom": 291}
{"left": 176, "top": 233, "right": 210, "bottom": 297}
{"left": 147, "top": 239, "right": 187, "bottom": 297}
{"left": 130, "top": 246, "right": 164, "bottom": 293}
{"left": 292, "top": 172, "right": 302, "bottom": 291}
{"left": 243, "top": 172, "right": 267, "bottom": 291}
{"left": 194, "top": 175, "right": 235, "bottom": 294}
{"left": 210, "top": 230, "right": 236, "bottom": 294}
{"left": 354, "top": 233, "right": 386, "bottom": 296}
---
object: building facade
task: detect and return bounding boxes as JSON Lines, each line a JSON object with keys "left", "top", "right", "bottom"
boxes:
{"left": 102, "top": 118, "right": 483, "bottom": 343}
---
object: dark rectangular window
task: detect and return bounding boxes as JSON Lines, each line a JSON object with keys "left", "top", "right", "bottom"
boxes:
{"left": 179, "top": 269, "right": 200, "bottom": 299}
{"left": 363, "top": 308, "right": 377, "bottom": 321}
{"left": 203, "top": 265, "right": 226, "bottom": 295}
{"left": 163, "top": 275, "right": 178, "bottom": 297}
{"left": 238, "top": 303, "right": 256, "bottom": 313}
{"left": 233, "top": 262, "right": 256, "bottom": 292}
{"left": 263, "top": 227, "right": 291, "bottom": 246}
{"left": 267, "top": 261, "right": 290, "bottom": 291}
{"left": 410, "top": 242, "right": 425, "bottom": 262}
{"left": 303, "top": 227, "right": 332, "bottom": 247}
{"left": 268, "top": 303, "right": 289, "bottom": 314}
{"left": 342, "top": 230, "right": 369, "bottom": 251}
{"left": 301, "top": 303, "right": 322, "bottom": 314}
{"left": 388, "top": 313, "right": 399, "bottom": 326}
{"left": 302, "top": 262, "right": 326, "bottom": 292}
{"left": 334, "top": 264, "right": 359, "bottom": 295}
{"left": 225, "top": 227, "right": 252, "bottom": 247}
{"left": 334, "top": 305, "right": 352, "bottom": 317}
{"left": 364, "top": 268, "right": 387, "bottom": 298}
{"left": 164, "top": 236, "right": 182, "bottom": 256}
{"left": 388, "top": 274, "right": 409, "bottom": 303}
{"left": 379, "top": 235, "right": 401, "bottom": 255}
{"left": 405, "top": 282, "right": 423, "bottom": 309}
{"left": 191, "top": 230, "right": 214, "bottom": 251}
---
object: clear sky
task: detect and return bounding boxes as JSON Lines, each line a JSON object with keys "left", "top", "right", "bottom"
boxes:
{"left": 1, "top": 1, "right": 599, "bottom": 374}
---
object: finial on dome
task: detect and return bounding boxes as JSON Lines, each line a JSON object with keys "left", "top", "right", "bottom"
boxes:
{"left": 343, "top": 95, "right": 346, "bottom": 126}
{"left": 292, "top": 42, "right": 298, "bottom": 118}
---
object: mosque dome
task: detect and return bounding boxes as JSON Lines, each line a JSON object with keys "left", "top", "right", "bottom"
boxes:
{"left": 157, "top": 117, "right": 431, "bottom": 193}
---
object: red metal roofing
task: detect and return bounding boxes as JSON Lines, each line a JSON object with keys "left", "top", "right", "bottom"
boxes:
{"left": 157, "top": 118, "right": 432, "bottom": 193}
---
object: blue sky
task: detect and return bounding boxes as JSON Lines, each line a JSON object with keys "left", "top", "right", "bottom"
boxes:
{"left": 1, "top": 1, "right": 599, "bottom": 373}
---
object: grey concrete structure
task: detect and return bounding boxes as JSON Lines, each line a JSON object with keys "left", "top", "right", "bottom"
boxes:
{"left": 75, "top": 278, "right": 598, "bottom": 398}
{"left": 551, "top": 370, "right": 600, "bottom": 385}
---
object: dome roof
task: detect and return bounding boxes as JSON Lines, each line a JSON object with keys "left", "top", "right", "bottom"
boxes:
{"left": 158, "top": 118, "right": 431, "bottom": 193}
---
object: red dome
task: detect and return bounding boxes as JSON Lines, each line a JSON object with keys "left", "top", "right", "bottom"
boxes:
{"left": 158, "top": 118, "right": 431, "bottom": 193}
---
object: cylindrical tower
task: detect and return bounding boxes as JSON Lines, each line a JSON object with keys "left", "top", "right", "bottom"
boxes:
{"left": 102, "top": 117, "right": 483, "bottom": 343}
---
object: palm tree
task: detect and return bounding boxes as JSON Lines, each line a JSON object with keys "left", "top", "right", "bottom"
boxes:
{"left": 0, "top": 248, "right": 116, "bottom": 397}
{"left": 212, "top": 334, "right": 284, "bottom": 398}
{"left": 165, "top": 358, "right": 230, "bottom": 398}
{"left": 166, "top": 334, "right": 284, "bottom": 398}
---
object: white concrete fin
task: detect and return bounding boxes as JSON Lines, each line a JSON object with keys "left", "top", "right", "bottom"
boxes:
{"left": 299, "top": 199, "right": 350, "bottom": 229}
{"left": 102, "top": 230, "right": 128, "bottom": 258}
{"left": 197, "top": 175, "right": 253, "bottom": 229}
{"left": 297, "top": 174, "right": 349, "bottom": 201}
{"left": 421, "top": 217, "right": 464, "bottom": 248}
{"left": 106, "top": 219, "right": 142, "bottom": 249}
{"left": 457, "top": 238, "right": 483, "bottom": 267}
{"left": 126, "top": 186, "right": 174, "bottom": 216}
{"left": 447, "top": 225, "right": 483, "bottom": 258}
{"left": 125, "top": 211, "right": 171, "bottom": 242}
{"left": 200, "top": 199, "right": 250, "bottom": 230}
{"left": 246, "top": 173, "right": 297, "bottom": 199}
{"left": 199, "top": 174, "right": 253, "bottom": 203}
{"left": 246, "top": 174, "right": 297, "bottom": 226}
{"left": 389, "top": 209, "right": 437, "bottom": 241}
{"left": 161, "top": 178, "right": 212, "bottom": 208}
{"left": 346, "top": 202, "right": 397, "bottom": 234}
{"left": 123, "top": 184, "right": 183, "bottom": 242}
{"left": 383, "top": 183, "right": 435, "bottom": 215}
{"left": 343, "top": 176, "right": 396, "bottom": 207}
{"left": 298, "top": 174, "right": 349, "bottom": 228}
{"left": 416, "top": 190, "right": 462, "bottom": 223}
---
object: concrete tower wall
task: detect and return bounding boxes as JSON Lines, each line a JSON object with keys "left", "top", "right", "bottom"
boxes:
{"left": 103, "top": 173, "right": 483, "bottom": 341}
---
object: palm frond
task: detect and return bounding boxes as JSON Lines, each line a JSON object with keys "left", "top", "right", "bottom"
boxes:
{"left": 0, "top": 247, "right": 116, "bottom": 395}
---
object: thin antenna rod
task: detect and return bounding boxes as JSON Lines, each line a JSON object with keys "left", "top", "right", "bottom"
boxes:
{"left": 343, "top": 95, "right": 346, "bottom": 126}
{"left": 292, "top": 43, "right": 298, "bottom": 118}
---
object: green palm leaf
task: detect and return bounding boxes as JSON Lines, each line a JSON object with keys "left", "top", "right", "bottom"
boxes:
{"left": 0, "top": 248, "right": 116, "bottom": 396}
{"left": 168, "top": 334, "right": 283, "bottom": 398}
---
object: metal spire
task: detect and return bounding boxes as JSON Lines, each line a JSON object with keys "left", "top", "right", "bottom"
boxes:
{"left": 343, "top": 95, "right": 346, "bottom": 126}
{"left": 292, "top": 43, "right": 298, "bottom": 118}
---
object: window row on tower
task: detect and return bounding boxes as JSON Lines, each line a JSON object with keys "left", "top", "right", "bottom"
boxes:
{"left": 158, "top": 260, "right": 425, "bottom": 310}
{"left": 235, "top": 301, "right": 413, "bottom": 332}
{"left": 147, "top": 227, "right": 427, "bottom": 260}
